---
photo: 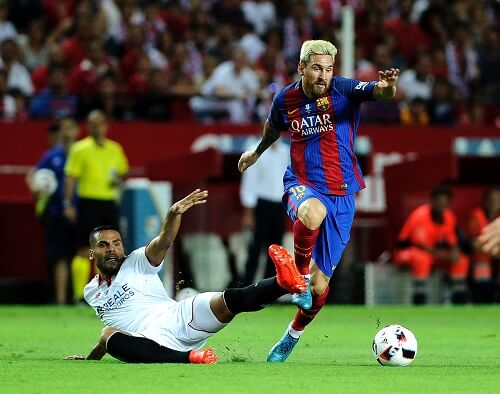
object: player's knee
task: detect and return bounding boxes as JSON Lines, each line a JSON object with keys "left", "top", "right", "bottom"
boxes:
{"left": 99, "top": 327, "right": 120, "bottom": 346}
{"left": 298, "top": 199, "right": 326, "bottom": 229}
{"left": 311, "top": 279, "right": 328, "bottom": 297}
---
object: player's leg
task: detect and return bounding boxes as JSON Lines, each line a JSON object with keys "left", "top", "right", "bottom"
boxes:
{"left": 406, "top": 248, "right": 433, "bottom": 305}
{"left": 71, "top": 199, "right": 95, "bottom": 303}
{"left": 98, "top": 327, "right": 216, "bottom": 364}
{"left": 218, "top": 247, "right": 307, "bottom": 321}
{"left": 44, "top": 215, "right": 70, "bottom": 305}
{"left": 267, "top": 195, "right": 354, "bottom": 362}
{"left": 181, "top": 251, "right": 306, "bottom": 346}
{"left": 470, "top": 252, "right": 493, "bottom": 303}
{"left": 447, "top": 253, "right": 469, "bottom": 304}
{"left": 284, "top": 185, "right": 327, "bottom": 309}
{"left": 267, "top": 262, "right": 331, "bottom": 362}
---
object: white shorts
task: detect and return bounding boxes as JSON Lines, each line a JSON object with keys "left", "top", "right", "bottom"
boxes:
{"left": 140, "top": 292, "right": 227, "bottom": 352}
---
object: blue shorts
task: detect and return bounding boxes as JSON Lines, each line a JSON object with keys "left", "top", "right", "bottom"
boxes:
{"left": 283, "top": 182, "right": 355, "bottom": 277}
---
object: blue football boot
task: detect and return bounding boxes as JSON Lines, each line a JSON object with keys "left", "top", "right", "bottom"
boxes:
{"left": 292, "top": 277, "right": 312, "bottom": 310}
{"left": 267, "top": 330, "right": 299, "bottom": 363}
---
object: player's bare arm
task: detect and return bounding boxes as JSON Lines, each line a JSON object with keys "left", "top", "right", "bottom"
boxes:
{"left": 145, "top": 189, "right": 208, "bottom": 265}
{"left": 63, "top": 341, "right": 106, "bottom": 361}
{"left": 373, "top": 68, "right": 399, "bottom": 100}
{"left": 63, "top": 327, "right": 117, "bottom": 361}
{"left": 238, "top": 120, "right": 280, "bottom": 172}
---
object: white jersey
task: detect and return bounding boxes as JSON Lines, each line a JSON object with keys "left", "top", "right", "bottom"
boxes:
{"left": 84, "top": 247, "right": 225, "bottom": 351}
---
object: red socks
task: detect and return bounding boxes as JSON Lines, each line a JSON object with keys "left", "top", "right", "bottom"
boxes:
{"left": 293, "top": 220, "right": 319, "bottom": 275}
{"left": 291, "top": 286, "right": 330, "bottom": 331}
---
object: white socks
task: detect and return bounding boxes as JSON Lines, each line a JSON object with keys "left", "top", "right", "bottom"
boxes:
{"left": 288, "top": 323, "right": 304, "bottom": 340}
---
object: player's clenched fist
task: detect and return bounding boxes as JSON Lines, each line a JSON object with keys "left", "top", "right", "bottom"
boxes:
{"left": 238, "top": 151, "right": 259, "bottom": 172}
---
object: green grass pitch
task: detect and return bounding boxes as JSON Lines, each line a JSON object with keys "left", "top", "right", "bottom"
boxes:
{"left": 1, "top": 305, "right": 499, "bottom": 394}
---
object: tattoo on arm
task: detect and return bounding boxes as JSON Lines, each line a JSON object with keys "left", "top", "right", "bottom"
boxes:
{"left": 255, "top": 123, "right": 281, "bottom": 155}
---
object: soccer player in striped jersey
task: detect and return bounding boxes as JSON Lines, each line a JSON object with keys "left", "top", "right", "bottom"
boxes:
{"left": 238, "top": 39, "right": 399, "bottom": 362}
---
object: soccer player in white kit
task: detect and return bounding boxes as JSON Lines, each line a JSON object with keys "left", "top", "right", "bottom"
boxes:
{"left": 65, "top": 189, "right": 306, "bottom": 364}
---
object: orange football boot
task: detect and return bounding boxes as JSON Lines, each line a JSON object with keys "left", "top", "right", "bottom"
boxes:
{"left": 268, "top": 245, "right": 307, "bottom": 293}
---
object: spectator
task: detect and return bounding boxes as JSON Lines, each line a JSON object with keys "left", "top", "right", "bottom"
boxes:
{"left": 190, "top": 47, "right": 260, "bottom": 123}
{"left": 42, "top": 0, "right": 74, "bottom": 28}
{"left": 130, "top": 0, "right": 166, "bottom": 50}
{"left": 282, "top": 0, "right": 314, "bottom": 72}
{"left": 30, "top": 65, "right": 78, "bottom": 119}
{"left": 400, "top": 97, "right": 430, "bottom": 125}
{"left": 68, "top": 39, "right": 116, "bottom": 96}
{"left": 0, "top": 38, "right": 33, "bottom": 97}
{"left": 427, "top": 77, "right": 456, "bottom": 125}
{"left": 17, "top": 19, "right": 48, "bottom": 72}
{"left": 464, "top": 188, "right": 500, "bottom": 303}
{"left": 0, "top": 0, "right": 17, "bottom": 44}
{"left": 88, "top": 72, "right": 128, "bottom": 121}
{"left": 64, "top": 110, "right": 129, "bottom": 303}
{"left": 61, "top": 16, "right": 94, "bottom": 67}
{"left": 238, "top": 22, "right": 266, "bottom": 65}
{"left": 355, "top": 7, "right": 385, "bottom": 61}
{"left": 478, "top": 30, "right": 500, "bottom": 105}
{"left": 239, "top": 137, "right": 289, "bottom": 285}
{"left": 211, "top": 0, "right": 246, "bottom": 32}
{"left": 241, "top": 0, "right": 277, "bottom": 36}
{"left": 26, "top": 118, "right": 79, "bottom": 305}
{"left": 0, "top": 68, "right": 15, "bottom": 120}
{"left": 445, "top": 22, "right": 479, "bottom": 100}
{"left": 31, "top": 43, "right": 68, "bottom": 94}
{"left": 384, "top": 0, "right": 428, "bottom": 66}
{"left": 9, "top": 87, "right": 29, "bottom": 121}
{"left": 205, "top": 23, "right": 235, "bottom": 64}
{"left": 393, "top": 184, "right": 469, "bottom": 305}
{"left": 398, "top": 53, "right": 434, "bottom": 102}
{"left": 69, "top": 39, "right": 119, "bottom": 115}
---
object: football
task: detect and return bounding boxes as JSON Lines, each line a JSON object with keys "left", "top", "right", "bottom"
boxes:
{"left": 372, "top": 324, "right": 418, "bottom": 366}
{"left": 31, "top": 168, "right": 58, "bottom": 195}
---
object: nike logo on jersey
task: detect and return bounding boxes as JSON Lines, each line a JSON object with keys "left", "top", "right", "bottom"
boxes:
{"left": 287, "top": 107, "right": 300, "bottom": 115}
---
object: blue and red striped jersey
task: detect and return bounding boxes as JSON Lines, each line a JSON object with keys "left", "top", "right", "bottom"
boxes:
{"left": 268, "top": 76, "right": 376, "bottom": 195}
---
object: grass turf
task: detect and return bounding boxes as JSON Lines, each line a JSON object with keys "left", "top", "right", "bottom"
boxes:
{"left": 0, "top": 305, "right": 499, "bottom": 394}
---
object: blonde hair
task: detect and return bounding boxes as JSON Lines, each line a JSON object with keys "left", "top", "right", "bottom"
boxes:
{"left": 299, "top": 40, "right": 337, "bottom": 65}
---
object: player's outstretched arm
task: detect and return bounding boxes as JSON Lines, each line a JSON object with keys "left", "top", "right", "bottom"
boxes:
{"left": 146, "top": 189, "right": 208, "bottom": 266}
{"left": 373, "top": 68, "right": 399, "bottom": 100}
{"left": 238, "top": 120, "right": 280, "bottom": 172}
{"left": 63, "top": 341, "right": 106, "bottom": 361}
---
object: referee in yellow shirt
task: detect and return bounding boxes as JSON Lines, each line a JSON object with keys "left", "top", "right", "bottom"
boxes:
{"left": 64, "top": 110, "right": 129, "bottom": 303}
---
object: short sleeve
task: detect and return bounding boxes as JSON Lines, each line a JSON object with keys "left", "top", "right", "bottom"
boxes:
{"left": 115, "top": 144, "right": 129, "bottom": 176}
{"left": 64, "top": 144, "right": 82, "bottom": 178}
{"left": 36, "top": 151, "right": 52, "bottom": 170}
{"left": 125, "top": 247, "right": 162, "bottom": 274}
{"left": 267, "top": 91, "right": 287, "bottom": 131}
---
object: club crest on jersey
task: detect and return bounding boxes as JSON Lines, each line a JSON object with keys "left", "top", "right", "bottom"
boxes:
{"left": 316, "top": 96, "right": 330, "bottom": 111}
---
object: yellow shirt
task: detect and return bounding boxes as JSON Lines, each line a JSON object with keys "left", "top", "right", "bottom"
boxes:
{"left": 65, "top": 136, "right": 129, "bottom": 200}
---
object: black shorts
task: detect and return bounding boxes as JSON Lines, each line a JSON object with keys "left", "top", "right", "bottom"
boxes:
{"left": 41, "top": 214, "right": 75, "bottom": 265}
{"left": 76, "top": 198, "right": 120, "bottom": 248}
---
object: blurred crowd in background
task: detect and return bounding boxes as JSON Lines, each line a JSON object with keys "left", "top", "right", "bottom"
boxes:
{"left": 0, "top": 0, "right": 498, "bottom": 125}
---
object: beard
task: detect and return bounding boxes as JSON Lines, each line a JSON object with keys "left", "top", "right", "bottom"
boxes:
{"left": 304, "top": 79, "right": 329, "bottom": 98}
{"left": 97, "top": 255, "right": 123, "bottom": 276}
{"left": 312, "top": 82, "right": 328, "bottom": 97}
